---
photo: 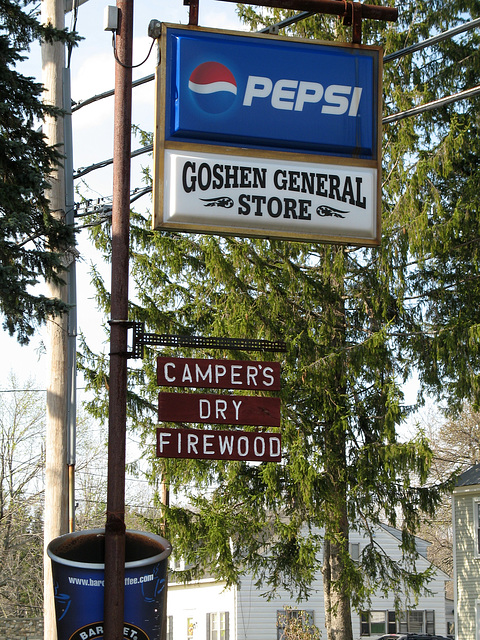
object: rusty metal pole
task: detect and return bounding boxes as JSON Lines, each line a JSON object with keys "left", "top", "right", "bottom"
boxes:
{"left": 104, "top": 0, "right": 133, "bottom": 638}
{"left": 215, "top": 0, "right": 398, "bottom": 23}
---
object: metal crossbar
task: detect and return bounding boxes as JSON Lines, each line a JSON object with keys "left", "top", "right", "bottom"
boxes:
{"left": 128, "top": 322, "right": 287, "bottom": 358}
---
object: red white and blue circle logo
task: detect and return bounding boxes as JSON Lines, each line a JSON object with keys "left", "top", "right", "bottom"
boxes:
{"left": 188, "top": 61, "right": 237, "bottom": 114}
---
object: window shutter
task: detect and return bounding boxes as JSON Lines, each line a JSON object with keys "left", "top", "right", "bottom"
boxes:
{"left": 225, "top": 611, "right": 230, "bottom": 640}
{"left": 276, "top": 610, "right": 284, "bottom": 640}
{"left": 387, "top": 611, "right": 396, "bottom": 634}
{"left": 206, "top": 613, "right": 211, "bottom": 640}
{"left": 426, "top": 610, "right": 435, "bottom": 634}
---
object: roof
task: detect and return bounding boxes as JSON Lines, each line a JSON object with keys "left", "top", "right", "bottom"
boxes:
{"left": 379, "top": 523, "right": 430, "bottom": 560}
{"left": 455, "top": 463, "right": 480, "bottom": 488}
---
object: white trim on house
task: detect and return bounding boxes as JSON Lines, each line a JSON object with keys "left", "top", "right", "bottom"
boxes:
{"left": 453, "top": 485, "right": 480, "bottom": 496}
{"left": 474, "top": 498, "right": 480, "bottom": 559}
{"left": 453, "top": 494, "right": 459, "bottom": 639}
{"left": 476, "top": 600, "right": 480, "bottom": 640}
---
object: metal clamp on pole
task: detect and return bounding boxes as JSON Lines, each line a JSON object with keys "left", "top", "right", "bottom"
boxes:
{"left": 341, "top": 0, "right": 361, "bottom": 42}
{"left": 108, "top": 319, "right": 138, "bottom": 357}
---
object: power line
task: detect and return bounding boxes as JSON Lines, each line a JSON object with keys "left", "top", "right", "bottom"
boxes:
{"left": 383, "top": 85, "right": 480, "bottom": 124}
{"left": 74, "top": 145, "right": 152, "bottom": 180}
{"left": 383, "top": 16, "right": 480, "bottom": 63}
{"left": 71, "top": 73, "right": 154, "bottom": 112}
{"left": 73, "top": 186, "right": 152, "bottom": 228}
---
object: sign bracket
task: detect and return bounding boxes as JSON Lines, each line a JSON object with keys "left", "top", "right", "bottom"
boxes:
{"left": 183, "top": 0, "right": 199, "bottom": 25}
{"left": 186, "top": 0, "right": 398, "bottom": 44}
{"left": 118, "top": 321, "right": 287, "bottom": 358}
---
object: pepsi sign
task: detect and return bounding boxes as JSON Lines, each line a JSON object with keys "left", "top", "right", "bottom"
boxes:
{"left": 160, "top": 24, "right": 381, "bottom": 159}
{"left": 154, "top": 25, "right": 382, "bottom": 246}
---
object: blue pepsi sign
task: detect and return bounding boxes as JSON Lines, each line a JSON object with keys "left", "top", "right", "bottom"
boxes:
{"left": 162, "top": 25, "right": 381, "bottom": 159}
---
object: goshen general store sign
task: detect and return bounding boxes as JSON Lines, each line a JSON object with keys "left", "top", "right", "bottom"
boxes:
{"left": 156, "top": 357, "right": 282, "bottom": 463}
{"left": 153, "top": 24, "right": 382, "bottom": 246}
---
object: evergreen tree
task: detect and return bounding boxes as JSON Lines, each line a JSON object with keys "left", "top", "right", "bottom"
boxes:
{"left": 80, "top": 1, "right": 480, "bottom": 638}
{"left": 0, "top": 0, "right": 76, "bottom": 344}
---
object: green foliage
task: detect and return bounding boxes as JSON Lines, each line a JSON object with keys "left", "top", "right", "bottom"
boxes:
{"left": 0, "top": 0, "right": 77, "bottom": 343}
{"left": 81, "top": 0, "right": 480, "bottom": 635}
{"left": 278, "top": 607, "right": 322, "bottom": 640}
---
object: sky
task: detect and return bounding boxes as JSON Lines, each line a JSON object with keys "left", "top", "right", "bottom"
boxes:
{"left": 0, "top": 0, "right": 246, "bottom": 394}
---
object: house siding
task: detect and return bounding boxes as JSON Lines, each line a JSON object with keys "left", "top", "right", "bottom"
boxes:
{"left": 236, "top": 528, "right": 447, "bottom": 640}
{"left": 454, "top": 489, "right": 480, "bottom": 640}
{"left": 168, "top": 580, "right": 236, "bottom": 640}
{"left": 237, "top": 572, "right": 325, "bottom": 640}
{"left": 167, "top": 525, "right": 448, "bottom": 640}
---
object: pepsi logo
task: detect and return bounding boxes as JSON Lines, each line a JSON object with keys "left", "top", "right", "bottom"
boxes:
{"left": 188, "top": 61, "right": 237, "bottom": 114}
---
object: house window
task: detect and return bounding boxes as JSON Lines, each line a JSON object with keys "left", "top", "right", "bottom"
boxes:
{"left": 409, "top": 610, "right": 424, "bottom": 633}
{"left": 206, "top": 611, "right": 229, "bottom": 640}
{"left": 360, "top": 611, "right": 388, "bottom": 636}
{"left": 476, "top": 500, "right": 480, "bottom": 556}
{"left": 361, "top": 610, "right": 435, "bottom": 636}
{"left": 277, "top": 609, "right": 315, "bottom": 640}
{"left": 398, "top": 610, "right": 435, "bottom": 634}
{"left": 370, "top": 611, "right": 386, "bottom": 634}
{"left": 350, "top": 542, "right": 360, "bottom": 561}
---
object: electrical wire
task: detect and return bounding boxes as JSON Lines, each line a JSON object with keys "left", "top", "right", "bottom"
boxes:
{"left": 112, "top": 32, "right": 156, "bottom": 69}
{"left": 71, "top": 74, "right": 154, "bottom": 112}
{"left": 74, "top": 144, "right": 153, "bottom": 179}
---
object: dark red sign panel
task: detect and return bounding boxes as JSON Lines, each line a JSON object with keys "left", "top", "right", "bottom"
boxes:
{"left": 157, "top": 427, "right": 282, "bottom": 462}
{"left": 157, "top": 357, "right": 281, "bottom": 390}
{"left": 158, "top": 392, "right": 281, "bottom": 427}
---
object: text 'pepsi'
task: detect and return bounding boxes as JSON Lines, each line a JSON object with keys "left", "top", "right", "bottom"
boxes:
{"left": 242, "top": 77, "right": 363, "bottom": 115}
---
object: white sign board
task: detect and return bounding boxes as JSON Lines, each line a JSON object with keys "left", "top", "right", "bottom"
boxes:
{"left": 160, "top": 149, "right": 378, "bottom": 244}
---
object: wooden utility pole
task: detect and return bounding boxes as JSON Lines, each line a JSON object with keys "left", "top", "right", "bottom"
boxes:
{"left": 41, "top": 0, "right": 69, "bottom": 638}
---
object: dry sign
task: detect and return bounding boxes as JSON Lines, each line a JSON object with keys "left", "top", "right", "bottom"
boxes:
{"left": 154, "top": 24, "right": 382, "bottom": 245}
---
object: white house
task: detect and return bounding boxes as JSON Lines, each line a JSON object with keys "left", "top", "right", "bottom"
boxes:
{"left": 452, "top": 463, "right": 480, "bottom": 640}
{"left": 166, "top": 523, "right": 450, "bottom": 640}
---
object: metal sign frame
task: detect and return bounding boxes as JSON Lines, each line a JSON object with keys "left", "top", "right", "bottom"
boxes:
{"left": 153, "top": 24, "right": 383, "bottom": 246}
